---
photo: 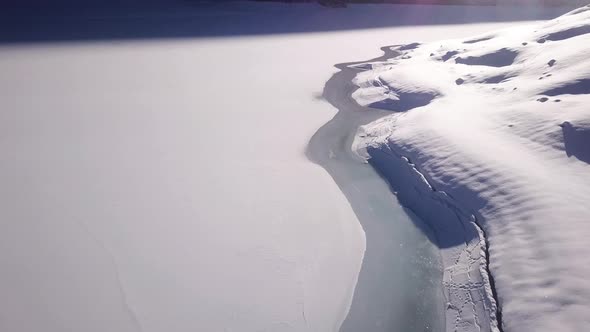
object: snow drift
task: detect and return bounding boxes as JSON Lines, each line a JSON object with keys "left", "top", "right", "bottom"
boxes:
{"left": 351, "top": 5, "right": 590, "bottom": 332}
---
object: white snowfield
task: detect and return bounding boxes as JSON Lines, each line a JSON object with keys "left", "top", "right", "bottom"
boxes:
{"left": 0, "top": 2, "right": 581, "bottom": 332}
{"left": 353, "top": 5, "right": 590, "bottom": 332}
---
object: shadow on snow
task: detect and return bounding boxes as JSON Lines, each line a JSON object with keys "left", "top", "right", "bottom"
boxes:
{"left": 0, "top": 1, "right": 577, "bottom": 44}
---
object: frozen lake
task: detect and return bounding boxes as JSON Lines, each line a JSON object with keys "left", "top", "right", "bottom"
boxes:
{"left": 0, "top": 2, "right": 574, "bottom": 331}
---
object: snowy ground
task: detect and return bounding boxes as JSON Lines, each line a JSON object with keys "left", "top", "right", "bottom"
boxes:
{"left": 353, "top": 5, "right": 590, "bottom": 332}
{"left": 0, "top": 2, "right": 578, "bottom": 332}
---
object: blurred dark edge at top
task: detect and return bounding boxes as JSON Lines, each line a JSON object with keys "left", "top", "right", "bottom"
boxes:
{"left": 0, "top": 0, "right": 581, "bottom": 44}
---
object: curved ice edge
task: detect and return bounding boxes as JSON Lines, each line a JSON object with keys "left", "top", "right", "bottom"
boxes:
{"left": 360, "top": 142, "right": 501, "bottom": 332}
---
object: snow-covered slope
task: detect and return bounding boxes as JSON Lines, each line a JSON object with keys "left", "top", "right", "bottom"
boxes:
{"left": 352, "top": 5, "right": 590, "bottom": 332}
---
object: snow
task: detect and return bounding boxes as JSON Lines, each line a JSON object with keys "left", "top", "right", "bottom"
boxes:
{"left": 0, "top": 35, "right": 364, "bottom": 332}
{"left": 352, "top": 5, "right": 590, "bottom": 332}
{"left": 0, "top": 2, "right": 580, "bottom": 332}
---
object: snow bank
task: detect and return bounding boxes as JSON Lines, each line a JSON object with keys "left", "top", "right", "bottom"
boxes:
{"left": 352, "top": 5, "right": 590, "bottom": 331}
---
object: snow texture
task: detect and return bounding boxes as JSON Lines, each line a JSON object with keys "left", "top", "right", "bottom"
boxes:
{"left": 353, "top": 5, "right": 590, "bottom": 332}
{"left": 0, "top": 2, "right": 580, "bottom": 332}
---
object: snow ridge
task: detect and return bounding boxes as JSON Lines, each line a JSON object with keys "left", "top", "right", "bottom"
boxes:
{"left": 352, "top": 5, "right": 590, "bottom": 332}
{"left": 364, "top": 143, "right": 499, "bottom": 332}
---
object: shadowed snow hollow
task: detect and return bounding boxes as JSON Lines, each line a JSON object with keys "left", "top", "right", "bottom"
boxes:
{"left": 352, "top": 5, "right": 590, "bottom": 332}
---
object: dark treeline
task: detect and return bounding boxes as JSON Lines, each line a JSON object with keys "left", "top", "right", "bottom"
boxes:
{"left": 254, "top": 0, "right": 491, "bottom": 6}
